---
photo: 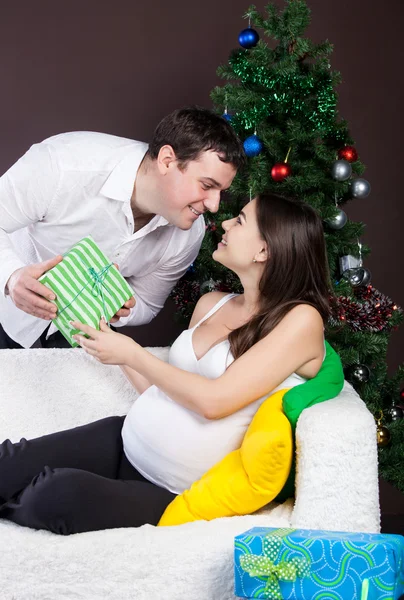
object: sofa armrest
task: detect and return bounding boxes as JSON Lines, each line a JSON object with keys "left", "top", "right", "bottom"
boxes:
{"left": 291, "top": 381, "right": 380, "bottom": 533}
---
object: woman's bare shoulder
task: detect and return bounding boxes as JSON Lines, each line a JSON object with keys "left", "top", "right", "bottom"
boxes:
{"left": 289, "top": 303, "right": 324, "bottom": 330}
{"left": 269, "top": 303, "right": 324, "bottom": 358}
{"left": 188, "top": 292, "right": 231, "bottom": 328}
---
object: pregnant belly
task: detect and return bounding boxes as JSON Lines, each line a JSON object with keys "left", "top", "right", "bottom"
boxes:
{"left": 121, "top": 385, "right": 255, "bottom": 492}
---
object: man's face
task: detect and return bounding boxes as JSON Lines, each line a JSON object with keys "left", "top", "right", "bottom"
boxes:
{"left": 157, "top": 149, "right": 237, "bottom": 230}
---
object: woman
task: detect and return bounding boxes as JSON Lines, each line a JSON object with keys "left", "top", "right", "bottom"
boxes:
{"left": 0, "top": 193, "right": 330, "bottom": 535}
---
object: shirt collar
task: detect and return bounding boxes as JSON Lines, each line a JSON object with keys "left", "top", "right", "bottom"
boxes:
{"left": 99, "top": 142, "right": 149, "bottom": 203}
{"left": 145, "top": 214, "right": 171, "bottom": 231}
{"left": 154, "top": 215, "right": 170, "bottom": 227}
{"left": 129, "top": 213, "right": 172, "bottom": 240}
{"left": 100, "top": 141, "right": 173, "bottom": 232}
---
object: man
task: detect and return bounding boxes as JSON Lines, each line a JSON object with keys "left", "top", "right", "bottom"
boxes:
{"left": 0, "top": 106, "right": 245, "bottom": 349}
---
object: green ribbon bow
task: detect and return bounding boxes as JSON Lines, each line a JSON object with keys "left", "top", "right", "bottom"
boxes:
{"left": 88, "top": 264, "right": 113, "bottom": 315}
{"left": 58, "top": 262, "right": 114, "bottom": 321}
{"left": 240, "top": 532, "right": 310, "bottom": 600}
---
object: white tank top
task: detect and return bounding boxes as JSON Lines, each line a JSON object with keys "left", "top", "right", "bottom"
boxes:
{"left": 122, "top": 293, "right": 318, "bottom": 494}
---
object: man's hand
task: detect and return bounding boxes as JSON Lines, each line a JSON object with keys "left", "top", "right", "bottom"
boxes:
{"left": 109, "top": 263, "right": 136, "bottom": 323}
{"left": 6, "top": 256, "right": 63, "bottom": 320}
{"left": 71, "top": 318, "right": 136, "bottom": 365}
{"left": 109, "top": 296, "right": 136, "bottom": 323}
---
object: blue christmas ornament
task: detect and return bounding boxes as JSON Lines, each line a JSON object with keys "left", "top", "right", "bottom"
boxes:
{"left": 243, "top": 134, "right": 263, "bottom": 157}
{"left": 238, "top": 27, "right": 259, "bottom": 49}
{"left": 222, "top": 112, "right": 232, "bottom": 122}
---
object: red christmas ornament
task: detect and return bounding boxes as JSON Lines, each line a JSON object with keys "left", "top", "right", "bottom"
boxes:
{"left": 271, "top": 162, "right": 292, "bottom": 182}
{"left": 338, "top": 145, "right": 358, "bottom": 163}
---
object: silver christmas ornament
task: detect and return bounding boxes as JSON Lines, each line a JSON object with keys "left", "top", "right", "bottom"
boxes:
{"left": 339, "top": 254, "right": 361, "bottom": 276}
{"left": 347, "top": 364, "right": 371, "bottom": 384}
{"left": 331, "top": 160, "right": 352, "bottom": 181}
{"left": 200, "top": 279, "right": 216, "bottom": 294}
{"left": 386, "top": 405, "right": 404, "bottom": 422}
{"left": 359, "top": 268, "right": 372, "bottom": 286}
{"left": 344, "top": 267, "right": 372, "bottom": 288}
{"left": 325, "top": 208, "right": 347, "bottom": 230}
{"left": 350, "top": 178, "right": 371, "bottom": 198}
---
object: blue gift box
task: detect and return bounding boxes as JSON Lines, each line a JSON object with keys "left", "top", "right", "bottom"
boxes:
{"left": 234, "top": 527, "right": 404, "bottom": 600}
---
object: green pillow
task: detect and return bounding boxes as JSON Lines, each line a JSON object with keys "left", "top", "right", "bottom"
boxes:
{"left": 276, "top": 341, "right": 344, "bottom": 501}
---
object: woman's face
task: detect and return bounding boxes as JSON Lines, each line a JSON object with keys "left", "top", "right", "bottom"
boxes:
{"left": 212, "top": 198, "right": 268, "bottom": 272}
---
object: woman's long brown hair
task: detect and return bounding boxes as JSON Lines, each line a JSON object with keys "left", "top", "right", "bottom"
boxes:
{"left": 228, "top": 193, "right": 331, "bottom": 360}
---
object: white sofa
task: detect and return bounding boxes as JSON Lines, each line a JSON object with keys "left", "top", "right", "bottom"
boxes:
{"left": 0, "top": 347, "right": 380, "bottom": 600}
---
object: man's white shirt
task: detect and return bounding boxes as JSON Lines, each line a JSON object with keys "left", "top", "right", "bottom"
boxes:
{"left": 0, "top": 131, "right": 205, "bottom": 347}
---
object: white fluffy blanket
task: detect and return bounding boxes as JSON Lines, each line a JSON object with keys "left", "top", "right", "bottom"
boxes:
{"left": 0, "top": 348, "right": 379, "bottom": 600}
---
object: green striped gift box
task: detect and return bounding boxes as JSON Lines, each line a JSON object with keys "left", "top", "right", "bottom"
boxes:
{"left": 39, "top": 236, "right": 134, "bottom": 347}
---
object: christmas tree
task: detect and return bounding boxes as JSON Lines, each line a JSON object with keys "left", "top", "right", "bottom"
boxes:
{"left": 171, "top": 0, "right": 404, "bottom": 492}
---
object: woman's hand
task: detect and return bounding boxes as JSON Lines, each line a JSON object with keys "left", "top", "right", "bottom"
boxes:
{"left": 71, "top": 318, "right": 136, "bottom": 365}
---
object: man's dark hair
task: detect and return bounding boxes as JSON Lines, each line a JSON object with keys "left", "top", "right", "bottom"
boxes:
{"left": 147, "top": 106, "right": 246, "bottom": 171}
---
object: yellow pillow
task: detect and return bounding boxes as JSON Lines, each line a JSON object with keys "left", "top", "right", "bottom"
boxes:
{"left": 158, "top": 389, "right": 292, "bottom": 527}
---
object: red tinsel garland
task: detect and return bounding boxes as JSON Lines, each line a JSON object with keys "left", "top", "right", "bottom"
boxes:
{"left": 329, "top": 285, "right": 401, "bottom": 332}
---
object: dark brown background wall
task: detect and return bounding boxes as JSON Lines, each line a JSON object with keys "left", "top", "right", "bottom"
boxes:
{"left": 1, "top": 0, "right": 403, "bottom": 371}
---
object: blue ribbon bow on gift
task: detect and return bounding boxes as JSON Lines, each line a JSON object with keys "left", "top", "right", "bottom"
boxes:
{"left": 240, "top": 531, "right": 311, "bottom": 600}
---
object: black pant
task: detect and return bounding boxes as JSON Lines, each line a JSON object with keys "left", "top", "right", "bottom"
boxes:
{"left": 0, "top": 322, "right": 71, "bottom": 349}
{"left": 0, "top": 416, "right": 176, "bottom": 535}
{"left": 0, "top": 323, "right": 121, "bottom": 349}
